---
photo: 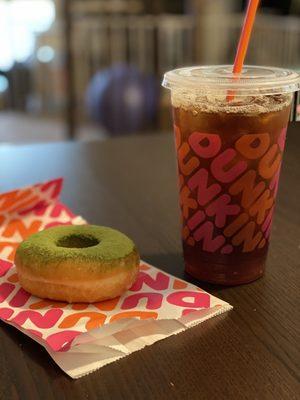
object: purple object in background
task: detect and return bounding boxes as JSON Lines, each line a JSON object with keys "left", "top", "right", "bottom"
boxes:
{"left": 86, "top": 64, "right": 159, "bottom": 135}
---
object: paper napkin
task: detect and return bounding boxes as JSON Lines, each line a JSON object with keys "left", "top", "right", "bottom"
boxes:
{"left": 0, "top": 179, "right": 232, "bottom": 378}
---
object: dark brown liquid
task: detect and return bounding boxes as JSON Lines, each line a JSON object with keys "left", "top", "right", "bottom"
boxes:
{"left": 173, "top": 96, "right": 291, "bottom": 285}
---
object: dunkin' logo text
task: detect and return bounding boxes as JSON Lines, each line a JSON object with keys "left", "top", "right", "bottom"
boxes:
{"left": 175, "top": 126, "right": 287, "bottom": 253}
{"left": 0, "top": 179, "right": 224, "bottom": 353}
{"left": 0, "top": 259, "right": 212, "bottom": 352}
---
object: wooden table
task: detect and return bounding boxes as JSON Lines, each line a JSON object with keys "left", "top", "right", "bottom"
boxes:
{"left": 0, "top": 123, "right": 299, "bottom": 399}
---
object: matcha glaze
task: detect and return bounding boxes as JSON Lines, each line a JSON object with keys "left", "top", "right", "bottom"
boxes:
{"left": 16, "top": 225, "right": 136, "bottom": 265}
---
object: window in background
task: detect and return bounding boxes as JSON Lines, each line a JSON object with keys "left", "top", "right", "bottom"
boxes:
{"left": 0, "top": 0, "right": 55, "bottom": 71}
{"left": 0, "top": 0, "right": 299, "bottom": 144}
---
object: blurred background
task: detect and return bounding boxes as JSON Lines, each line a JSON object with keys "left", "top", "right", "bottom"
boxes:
{"left": 0, "top": 0, "right": 299, "bottom": 144}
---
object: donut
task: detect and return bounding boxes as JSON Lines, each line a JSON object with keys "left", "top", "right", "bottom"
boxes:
{"left": 15, "top": 225, "right": 140, "bottom": 303}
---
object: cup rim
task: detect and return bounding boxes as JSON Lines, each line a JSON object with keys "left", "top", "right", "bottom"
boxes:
{"left": 162, "top": 65, "right": 300, "bottom": 95}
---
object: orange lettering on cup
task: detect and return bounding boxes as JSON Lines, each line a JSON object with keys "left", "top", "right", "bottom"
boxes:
{"left": 223, "top": 213, "right": 249, "bottom": 237}
{"left": 174, "top": 124, "right": 181, "bottom": 149}
{"left": 178, "top": 143, "right": 200, "bottom": 176}
{"left": 258, "top": 238, "right": 266, "bottom": 248}
{"left": 180, "top": 186, "right": 197, "bottom": 218}
{"left": 249, "top": 190, "right": 274, "bottom": 224}
{"left": 187, "top": 237, "right": 195, "bottom": 246}
{"left": 235, "top": 133, "right": 270, "bottom": 159}
{"left": 231, "top": 221, "right": 262, "bottom": 252}
{"left": 229, "top": 170, "right": 265, "bottom": 208}
{"left": 182, "top": 226, "right": 190, "bottom": 240}
{"left": 178, "top": 174, "right": 184, "bottom": 188}
{"left": 258, "top": 144, "right": 281, "bottom": 179}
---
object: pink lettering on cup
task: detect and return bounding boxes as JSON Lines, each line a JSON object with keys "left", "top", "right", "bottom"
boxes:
{"left": 205, "top": 194, "right": 240, "bottom": 228}
{"left": 193, "top": 221, "right": 225, "bottom": 251}
{"left": 188, "top": 168, "right": 221, "bottom": 206}
{"left": 211, "top": 149, "right": 247, "bottom": 183}
{"left": 188, "top": 132, "right": 221, "bottom": 158}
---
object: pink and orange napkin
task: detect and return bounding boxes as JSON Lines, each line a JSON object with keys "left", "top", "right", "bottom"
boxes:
{"left": 0, "top": 179, "right": 232, "bottom": 378}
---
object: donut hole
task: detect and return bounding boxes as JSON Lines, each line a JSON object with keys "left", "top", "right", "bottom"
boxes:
{"left": 57, "top": 234, "right": 99, "bottom": 249}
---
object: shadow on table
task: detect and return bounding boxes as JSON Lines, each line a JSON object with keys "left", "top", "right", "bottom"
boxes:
{"left": 0, "top": 253, "right": 233, "bottom": 386}
{"left": 0, "top": 321, "right": 61, "bottom": 378}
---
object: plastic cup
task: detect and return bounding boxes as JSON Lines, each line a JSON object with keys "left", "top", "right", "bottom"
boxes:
{"left": 162, "top": 65, "right": 300, "bottom": 285}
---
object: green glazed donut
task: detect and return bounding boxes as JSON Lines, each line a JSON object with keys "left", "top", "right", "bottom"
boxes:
{"left": 15, "top": 225, "right": 140, "bottom": 303}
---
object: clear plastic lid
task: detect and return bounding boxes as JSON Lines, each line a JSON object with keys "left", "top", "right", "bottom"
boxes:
{"left": 162, "top": 65, "right": 300, "bottom": 96}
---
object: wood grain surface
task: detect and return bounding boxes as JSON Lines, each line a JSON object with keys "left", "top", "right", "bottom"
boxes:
{"left": 0, "top": 123, "right": 299, "bottom": 400}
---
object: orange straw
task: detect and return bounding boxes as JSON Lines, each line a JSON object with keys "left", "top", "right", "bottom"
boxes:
{"left": 227, "top": 0, "right": 260, "bottom": 101}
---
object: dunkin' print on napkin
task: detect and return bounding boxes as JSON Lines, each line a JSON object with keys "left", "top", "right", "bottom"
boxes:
{"left": 0, "top": 179, "right": 232, "bottom": 378}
